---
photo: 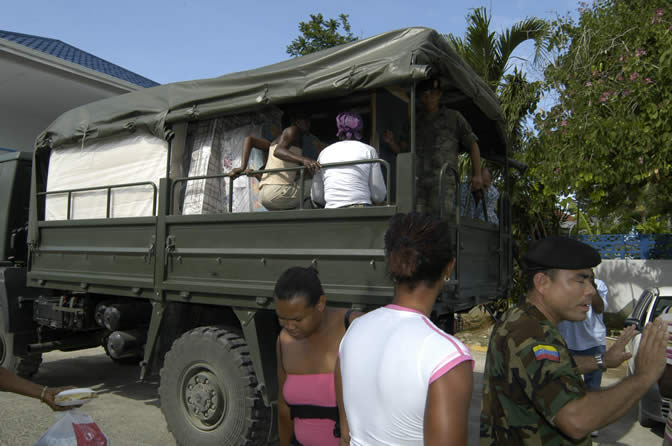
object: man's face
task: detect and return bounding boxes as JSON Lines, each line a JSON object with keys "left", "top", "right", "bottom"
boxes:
{"left": 419, "top": 88, "right": 441, "bottom": 110}
{"left": 537, "top": 268, "right": 596, "bottom": 324}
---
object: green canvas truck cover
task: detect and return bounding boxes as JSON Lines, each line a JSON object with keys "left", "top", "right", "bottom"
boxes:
{"left": 34, "top": 27, "right": 507, "bottom": 157}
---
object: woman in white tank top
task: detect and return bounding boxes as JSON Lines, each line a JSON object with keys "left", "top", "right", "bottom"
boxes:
{"left": 337, "top": 212, "right": 474, "bottom": 446}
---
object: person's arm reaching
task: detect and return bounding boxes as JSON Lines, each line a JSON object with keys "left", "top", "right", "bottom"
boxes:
{"left": 0, "top": 366, "right": 73, "bottom": 411}
{"left": 469, "top": 142, "right": 483, "bottom": 191}
{"left": 273, "top": 126, "right": 321, "bottom": 174}
{"left": 555, "top": 319, "right": 666, "bottom": 440}
{"left": 229, "top": 136, "right": 271, "bottom": 177}
{"left": 382, "top": 130, "right": 408, "bottom": 154}
{"left": 573, "top": 324, "right": 636, "bottom": 374}
{"left": 455, "top": 111, "right": 482, "bottom": 191}
{"left": 424, "top": 361, "right": 473, "bottom": 446}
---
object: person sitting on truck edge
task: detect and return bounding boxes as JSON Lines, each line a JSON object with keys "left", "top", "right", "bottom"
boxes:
{"left": 0, "top": 366, "right": 77, "bottom": 411}
{"left": 383, "top": 78, "right": 484, "bottom": 217}
{"left": 311, "top": 112, "right": 387, "bottom": 208}
{"left": 274, "top": 266, "right": 361, "bottom": 446}
{"left": 228, "top": 112, "right": 321, "bottom": 210}
{"left": 337, "top": 212, "right": 474, "bottom": 446}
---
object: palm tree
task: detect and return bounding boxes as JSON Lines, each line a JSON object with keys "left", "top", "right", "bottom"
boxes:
{"left": 449, "top": 8, "right": 557, "bottom": 307}
{"left": 446, "top": 7, "right": 549, "bottom": 92}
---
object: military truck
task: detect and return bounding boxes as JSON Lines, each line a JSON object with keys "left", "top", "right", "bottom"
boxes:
{"left": 1, "top": 28, "right": 512, "bottom": 445}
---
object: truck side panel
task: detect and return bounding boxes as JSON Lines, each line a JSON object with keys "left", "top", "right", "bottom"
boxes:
{"left": 28, "top": 218, "right": 156, "bottom": 298}
{"left": 162, "top": 207, "right": 397, "bottom": 308}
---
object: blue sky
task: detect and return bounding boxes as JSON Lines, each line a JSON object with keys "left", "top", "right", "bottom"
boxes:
{"left": 3, "top": 0, "right": 581, "bottom": 85}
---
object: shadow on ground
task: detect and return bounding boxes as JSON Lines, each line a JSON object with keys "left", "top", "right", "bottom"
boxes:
{"left": 34, "top": 347, "right": 161, "bottom": 408}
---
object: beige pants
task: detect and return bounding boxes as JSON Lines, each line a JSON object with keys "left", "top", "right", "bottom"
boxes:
{"left": 259, "top": 180, "right": 311, "bottom": 210}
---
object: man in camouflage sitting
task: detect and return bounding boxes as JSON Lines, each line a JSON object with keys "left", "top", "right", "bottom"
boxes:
{"left": 481, "top": 236, "right": 667, "bottom": 445}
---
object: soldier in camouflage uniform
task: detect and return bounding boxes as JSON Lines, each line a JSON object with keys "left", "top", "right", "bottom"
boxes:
{"left": 383, "top": 79, "right": 483, "bottom": 217}
{"left": 481, "top": 236, "right": 668, "bottom": 445}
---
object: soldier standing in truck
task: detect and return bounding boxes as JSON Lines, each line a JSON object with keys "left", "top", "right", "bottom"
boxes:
{"left": 383, "top": 78, "right": 483, "bottom": 215}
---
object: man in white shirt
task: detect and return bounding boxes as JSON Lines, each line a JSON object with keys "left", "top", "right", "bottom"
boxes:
{"left": 311, "top": 112, "right": 387, "bottom": 208}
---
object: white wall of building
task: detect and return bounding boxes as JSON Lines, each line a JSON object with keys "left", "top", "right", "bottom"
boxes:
{"left": 595, "top": 259, "right": 672, "bottom": 315}
{"left": 1, "top": 39, "right": 140, "bottom": 152}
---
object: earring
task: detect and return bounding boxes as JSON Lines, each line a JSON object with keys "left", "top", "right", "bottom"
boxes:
{"left": 444, "top": 276, "right": 449, "bottom": 282}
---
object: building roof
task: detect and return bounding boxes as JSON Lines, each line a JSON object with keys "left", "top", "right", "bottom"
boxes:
{"left": 0, "top": 30, "right": 159, "bottom": 88}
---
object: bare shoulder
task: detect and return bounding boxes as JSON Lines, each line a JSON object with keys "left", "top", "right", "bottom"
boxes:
{"left": 281, "top": 125, "right": 298, "bottom": 139}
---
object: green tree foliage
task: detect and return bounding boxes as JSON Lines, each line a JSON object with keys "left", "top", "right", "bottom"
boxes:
{"left": 447, "top": 8, "right": 560, "bottom": 238}
{"left": 447, "top": 7, "right": 559, "bottom": 307}
{"left": 287, "top": 13, "right": 358, "bottom": 57}
{"left": 446, "top": 7, "right": 549, "bottom": 92}
{"left": 532, "top": 0, "right": 672, "bottom": 225}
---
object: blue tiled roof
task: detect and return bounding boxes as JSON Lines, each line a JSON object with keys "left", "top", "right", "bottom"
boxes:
{"left": 0, "top": 30, "right": 159, "bottom": 88}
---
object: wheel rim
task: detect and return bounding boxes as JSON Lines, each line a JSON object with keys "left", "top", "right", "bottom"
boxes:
{"left": 181, "top": 362, "right": 227, "bottom": 431}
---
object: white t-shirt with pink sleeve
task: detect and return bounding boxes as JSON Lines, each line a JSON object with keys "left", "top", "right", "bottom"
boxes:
{"left": 339, "top": 304, "right": 473, "bottom": 446}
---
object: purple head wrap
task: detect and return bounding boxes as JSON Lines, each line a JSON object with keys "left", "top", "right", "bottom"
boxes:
{"left": 336, "top": 112, "right": 363, "bottom": 141}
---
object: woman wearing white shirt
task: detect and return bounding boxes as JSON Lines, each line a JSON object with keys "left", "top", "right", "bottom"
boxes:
{"left": 336, "top": 212, "right": 473, "bottom": 445}
{"left": 311, "top": 112, "right": 386, "bottom": 209}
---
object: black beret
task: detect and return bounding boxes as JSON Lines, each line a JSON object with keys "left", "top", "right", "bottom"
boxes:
{"left": 523, "top": 236, "right": 601, "bottom": 271}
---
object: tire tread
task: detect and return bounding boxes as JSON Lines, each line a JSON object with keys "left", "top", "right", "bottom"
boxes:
{"left": 159, "top": 326, "right": 270, "bottom": 446}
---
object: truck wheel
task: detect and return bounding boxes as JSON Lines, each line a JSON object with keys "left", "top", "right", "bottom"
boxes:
{"left": 159, "top": 326, "right": 270, "bottom": 446}
{"left": 0, "top": 315, "right": 42, "bottom": 378}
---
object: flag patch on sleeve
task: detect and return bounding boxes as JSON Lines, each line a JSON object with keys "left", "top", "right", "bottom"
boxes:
{"left": 533, "top": 344, "right": 560, "bottom": 361}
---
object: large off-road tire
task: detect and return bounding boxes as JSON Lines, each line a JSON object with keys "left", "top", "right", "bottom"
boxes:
{"left": 159, "top": 326, "right": 270, "bottom": 446}
{"left": 0, "top": 313, "right": 41, "bottom": 378}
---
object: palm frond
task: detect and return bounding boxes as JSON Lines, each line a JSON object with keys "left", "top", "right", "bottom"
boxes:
{"left": 462, "top": 7, "right": 499, "bottom": 89}
{"left": 497, "top": 17, "right": 550, "bottom": 73}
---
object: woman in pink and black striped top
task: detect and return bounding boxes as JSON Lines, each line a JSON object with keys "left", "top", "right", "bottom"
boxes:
{"left": 337, "top": 212, "right": 474, "bottom": 446}
{"left": 275, "top": 266, "right": 361, "bottom": 446}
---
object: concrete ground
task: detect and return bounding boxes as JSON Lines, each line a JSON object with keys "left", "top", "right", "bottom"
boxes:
{"left": 0, "top": 344, "right": 664, "bottom": 445}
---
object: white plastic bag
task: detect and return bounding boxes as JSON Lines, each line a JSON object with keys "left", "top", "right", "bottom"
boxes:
{"left": 35, "top": 410, "right": 109, "bottom": 446}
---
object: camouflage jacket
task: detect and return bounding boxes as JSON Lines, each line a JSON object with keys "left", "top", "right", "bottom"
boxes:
{"left": 480, "top": 302, "right": 590, "bottom": 446}
{"left": 415, "top": 107, "right": 478, "bottom": 216}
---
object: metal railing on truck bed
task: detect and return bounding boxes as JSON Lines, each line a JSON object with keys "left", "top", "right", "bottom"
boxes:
{"left": 170, "top": 158, "right": 391, "bottom": 214}
{"left": 38, "top": 181, "right": 158, "bottom": 220}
